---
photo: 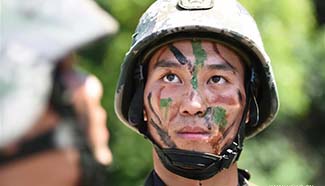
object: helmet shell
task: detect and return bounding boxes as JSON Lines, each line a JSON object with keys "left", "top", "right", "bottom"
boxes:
{"left": 115, "top": 0, "right": 279, "bottom": 138}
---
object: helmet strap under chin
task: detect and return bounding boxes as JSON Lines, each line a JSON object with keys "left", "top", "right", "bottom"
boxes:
{"left": 150, "top": 108, "right": 246, "bottom": 180}
{"left": 127, "top": 64, "right": 258, "bottom": 180}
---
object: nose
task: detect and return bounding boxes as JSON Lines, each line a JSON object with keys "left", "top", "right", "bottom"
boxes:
{"left": 180, "top": 90, "right": 207, "bottom": 116}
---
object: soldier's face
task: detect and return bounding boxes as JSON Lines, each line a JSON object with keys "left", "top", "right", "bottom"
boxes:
{"left": 144, "top": 39, "right": 246, "bottom": 154}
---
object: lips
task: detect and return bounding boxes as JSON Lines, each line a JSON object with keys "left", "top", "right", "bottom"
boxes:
{"left": 177, "top": 126, "right": 210, "bottom": 140}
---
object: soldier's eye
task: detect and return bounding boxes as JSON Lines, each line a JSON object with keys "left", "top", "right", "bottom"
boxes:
{"left": 208, "top": 75, "right": 226, "bottom": 84}
{"left": 163, "top": 73, "right": 181, "bottom": 83}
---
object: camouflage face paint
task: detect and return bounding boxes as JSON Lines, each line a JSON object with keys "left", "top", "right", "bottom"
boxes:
{"left": 237, "top": 89, "right": 243, "bottom": 104}
{"left": 212, "top": 106, "right": 227, "bottom": 128}
{"left": 204, "top": 107, "right": 213, "bottom": 130}
{"left": 147, "top": 92, "right": 162, "bottom": 126}
{"left": 208, "top": 132, "right": 224, "bottom": 154}
{"left": 160, "top": 97, "right": 172, "bottom": 120}
{"left": 150, "top": 119, "right": 176, "bottom": 148}
{"left": 191, "top": 40, "right": 207, "bottom": 90}
{"left": 147, "top": 93, "right": 176, "bottom": 148}
{"left": 168, "top": 44, "right": 189, "bottom": 65}
{"left": 222, "top": 120, "right": 236, "bottom": 138}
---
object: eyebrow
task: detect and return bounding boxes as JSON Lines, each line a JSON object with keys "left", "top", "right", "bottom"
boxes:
{"left": 212, "top": 43, "right": 237, "bottom": 72}
{"left": 206, "top": 63, "right": 237, "bottom": 73}
{"left": 154, "top": 60, "right": 182, "bottom": 69}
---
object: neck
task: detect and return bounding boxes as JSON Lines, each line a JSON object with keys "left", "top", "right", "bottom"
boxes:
{"left": 152, "top": 149, "right": 238, "bottom": 186}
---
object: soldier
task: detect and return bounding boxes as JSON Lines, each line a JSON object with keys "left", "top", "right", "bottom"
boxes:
{"left": 115, "top": 0, "right": 279, "bottom": 185}
{"left": 0, "top": 0, "right": 118, "bottom": 185}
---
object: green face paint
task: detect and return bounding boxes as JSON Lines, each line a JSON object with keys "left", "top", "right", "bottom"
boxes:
{"left": 212, "top": 106, "right": 227, "bottom": 128}
{"left": 191, "top": 40, "right": 207, "bottom": 90}
{"left": 160, "top": 97, "right": 172, "bottom": 120}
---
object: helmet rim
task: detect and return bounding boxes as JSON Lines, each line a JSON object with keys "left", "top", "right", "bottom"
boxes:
{"left": 115, "top": 0, "right": 279, "bottom": 138}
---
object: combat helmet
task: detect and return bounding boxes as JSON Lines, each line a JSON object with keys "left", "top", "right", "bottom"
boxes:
{"left": 115, "top": 0, "right": 279, "bottom": 180}
{"left": 115, "top": 0, "right": 278, "bottom": 138}
{"left": 0, "top": 0, "right": 118, "bottom": 147}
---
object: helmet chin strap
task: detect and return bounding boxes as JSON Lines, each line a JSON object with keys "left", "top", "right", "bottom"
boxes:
{"left": 148, "top": 108, "right": 247, "bottom": 180}
{"left": 128, "top": 64, "right": 258, "bottom": 180}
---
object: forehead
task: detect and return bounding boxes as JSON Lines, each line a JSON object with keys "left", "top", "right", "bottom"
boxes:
{"left": 148, "top": 39, "right": 245, "bottom": 70}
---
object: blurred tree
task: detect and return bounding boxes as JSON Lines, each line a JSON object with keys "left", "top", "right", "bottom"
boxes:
{"left": 313, "top": 0, "right": 325, "bottom": 25}
{"left": 76, "top": 0, "right": 324, "bottom": 185}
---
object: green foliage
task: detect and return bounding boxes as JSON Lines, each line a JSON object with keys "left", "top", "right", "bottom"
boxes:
{"left": 242, "top": 0, "right": 314, "bottom": 117}
{"left": 239, "top": 134, "right": 317, "bottom": 185}
{"left": 77, "top": 0, "right": 324, "bottom": 185}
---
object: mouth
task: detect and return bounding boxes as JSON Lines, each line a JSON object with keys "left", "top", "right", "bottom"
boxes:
{"left": 177, "top": 126, "right": 210, "bottom": 140}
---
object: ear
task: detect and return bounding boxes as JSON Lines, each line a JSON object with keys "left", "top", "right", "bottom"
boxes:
{"left": 245, "top": 109, "right": 250, "bottom": 124}
{"left": 143, "top": 110, "right": 148, "bottom": 121}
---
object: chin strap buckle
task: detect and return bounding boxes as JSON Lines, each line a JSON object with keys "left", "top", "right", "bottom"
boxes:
{"left": 220, "top": 142, "right": 242, "bottom": 169}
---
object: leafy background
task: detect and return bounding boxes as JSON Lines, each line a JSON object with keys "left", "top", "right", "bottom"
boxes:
{"left": 77, "top": 0, "right": 325, "bottom": 185}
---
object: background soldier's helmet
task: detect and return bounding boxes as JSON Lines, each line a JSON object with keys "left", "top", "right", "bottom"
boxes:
{"left": 115, "top": 0, "right": 279, "bottom": 138}
{"left": 0, "top": 0, "right": 118, "bottom": 147}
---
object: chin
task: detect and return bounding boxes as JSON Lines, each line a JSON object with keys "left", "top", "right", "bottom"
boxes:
{"left": 173, "top": 138, "right": 215, "bottom": 154}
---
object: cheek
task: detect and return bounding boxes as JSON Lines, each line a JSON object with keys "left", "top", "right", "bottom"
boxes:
{"left": 144, "top": 84, "right": 164, "bottom": 118}
{"left": 145, "top": 84, "right": 184, "bottom": 123}
{"left": 206, "top": 88, "right": 245, "bottom": 122}
{"left": 159, "top": 86, "right": 186, "bottom": 120}
{"left": 206, "top": 92, "right": 239, "bottom": 107}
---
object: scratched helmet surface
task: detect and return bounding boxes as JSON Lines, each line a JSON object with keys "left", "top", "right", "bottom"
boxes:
{"left": 115, "top": 0, "right": 279, "bottom": 138}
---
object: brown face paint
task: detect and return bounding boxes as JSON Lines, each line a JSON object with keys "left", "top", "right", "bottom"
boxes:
{"left": 147, "top": 92, "right": 162, "bottom": 126}
{"left": 204, "top": 107, "right": 231, "bottom": 154}
{"left": 150, "top": 119, "right": 176, "bottom": 148}
{"left": 208, "top": 132, "right": 224, "bottom": 154}
{"left": 160, "top": 97, "right": 172, "bottom": 120}
{"left": 168, "top": 44, "right": 189, "bottom": 65}
{"left": 211, "top": 95, "right": 238, "bottom": 105}
{"left": 191, "top": 41, "right": 207, "bottom": 90}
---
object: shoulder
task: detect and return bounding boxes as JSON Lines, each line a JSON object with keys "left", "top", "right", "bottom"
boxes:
{"left": 144, "top": 170, "right": 155, "bottom": 186}
{"left": 144, "top": 170, "right": 165, "bottom": 186}
{"left": 238, "top": 169, "right": 258, "bottom": 186}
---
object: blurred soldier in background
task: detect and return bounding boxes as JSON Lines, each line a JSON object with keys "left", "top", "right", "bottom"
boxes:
{"left": 115, "top": 0, "right": 279, "bottom": 185}
{"left": 0, "top": 0, "right": 118, "bottom": 185}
